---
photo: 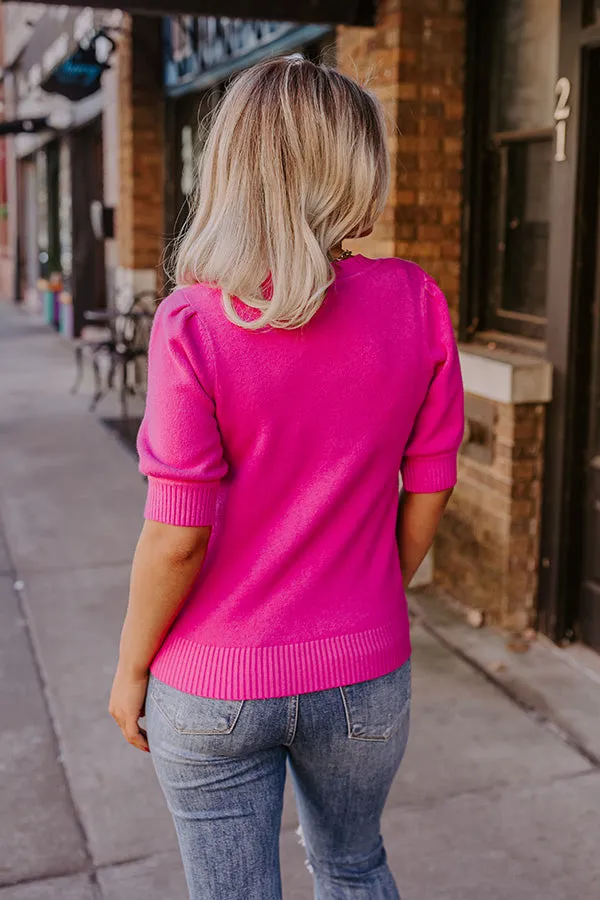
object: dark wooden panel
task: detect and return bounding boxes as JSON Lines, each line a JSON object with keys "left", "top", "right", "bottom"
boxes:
{"left": 70, "top": 119, "right": 106, "bottom": 335}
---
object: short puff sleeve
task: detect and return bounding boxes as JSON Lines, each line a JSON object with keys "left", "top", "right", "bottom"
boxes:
{"left": 401, "top": 276, "right": 464, "bottom": 493}
{"left": 137, "top": 293, "right": 228, "bottom": 526}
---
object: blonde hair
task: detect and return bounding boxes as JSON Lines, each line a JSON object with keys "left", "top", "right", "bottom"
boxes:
{"left": 175, "top": 56, "right": 390, "bottom": 330}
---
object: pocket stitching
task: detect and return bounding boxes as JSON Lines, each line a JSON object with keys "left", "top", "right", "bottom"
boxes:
{"left": 149, "top": 681, "right": 244, "bottom": 736}
{"left": 340, "top": 686, "right": 410, "bottom": 743}
{"left": 148, "top": 681, "right": 181, "bottom": 734}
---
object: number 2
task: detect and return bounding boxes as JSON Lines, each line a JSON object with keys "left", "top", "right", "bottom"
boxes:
{"left": 554, "top": 77, "right": 571, "bottom": 163}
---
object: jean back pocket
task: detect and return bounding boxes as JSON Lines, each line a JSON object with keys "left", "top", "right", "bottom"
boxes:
{"left": 340, "top": 660, "right": 411, "bottom": 742}
{"left": 148, "top": 676, "right": 244, "bottom": 736}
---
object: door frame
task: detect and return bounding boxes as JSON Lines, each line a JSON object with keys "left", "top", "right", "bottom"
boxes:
{"left": 538, "top": 0, "right": 600, "bottom": 641}
{"left": 577, "top": 46, "right": 600, "bottom": 649}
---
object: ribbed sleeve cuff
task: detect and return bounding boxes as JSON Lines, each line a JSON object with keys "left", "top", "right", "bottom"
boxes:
{"left": 144, "top": 478, "right": 220, "bottom": 526}
{"left": 401, "top": 453, "right": 458, "bottom": 493}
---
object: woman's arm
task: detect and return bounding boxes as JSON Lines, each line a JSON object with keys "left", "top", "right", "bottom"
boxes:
{"left": 109, "top": 520, "right": 210, "bottom": 752}
{"left": 396, "top": 488, "right": 453, "bottom": 587}
{"left": 397, "top": 274, "right": 463, "bottom": 586}
{"left": 109, "top": 298, "right": 228, "bottom": 752}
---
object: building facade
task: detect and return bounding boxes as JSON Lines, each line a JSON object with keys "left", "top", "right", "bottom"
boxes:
{"left": 2, "top": 0, "right": 599, "bottom": 653}
{"left": 2, "top": 4, "right": 122, "bottom": 332}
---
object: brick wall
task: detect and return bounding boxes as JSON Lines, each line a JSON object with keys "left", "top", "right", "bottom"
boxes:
{"left": 117, "top": 15, "right": 165, "bottom": 276}
{"left": 336, "top": 2, "right": 401, "bottom": 260}
{"left": 436, "top": 400, "right": 545, "bottom": 631}
{"left": 337, "top": 0, "right": 465, "bottom": 324}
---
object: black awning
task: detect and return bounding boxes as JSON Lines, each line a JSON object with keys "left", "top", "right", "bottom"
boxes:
{"left": 0, "top": 117, "right": 49, "bottom": 136}
{"left": 10, "top": 0, "right": 375, "bottom": 27}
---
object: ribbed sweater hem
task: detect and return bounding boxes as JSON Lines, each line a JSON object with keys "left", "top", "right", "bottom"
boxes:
{"left": 401, "top": 452, "right": 457, "bottom": 493}
{"left": 144, "top": 477, "right": 220, "bottom": 526}
{"left": 150, "top": 623, "right": 411, "bottom": 701}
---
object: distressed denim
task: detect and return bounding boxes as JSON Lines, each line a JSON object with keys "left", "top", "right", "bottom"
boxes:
{"left": 146, "top": 659, "right": 411, "bottom": 900}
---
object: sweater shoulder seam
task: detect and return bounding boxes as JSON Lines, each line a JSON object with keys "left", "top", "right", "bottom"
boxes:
{"left": 178, "top": 286, "right": 220, "bottom": 397}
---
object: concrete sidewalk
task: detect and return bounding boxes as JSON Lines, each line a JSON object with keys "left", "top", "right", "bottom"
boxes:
{"left": 1, "top": 299, "right": 600, "bottom": 900}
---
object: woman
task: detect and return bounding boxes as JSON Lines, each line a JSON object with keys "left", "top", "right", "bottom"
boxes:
{"left": 110, "top": 57, "right": 463, "bottom": 899}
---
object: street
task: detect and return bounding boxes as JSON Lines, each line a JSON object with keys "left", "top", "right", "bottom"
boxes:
{"left": 1, "top": 298, "right": 600, "bottom": 899}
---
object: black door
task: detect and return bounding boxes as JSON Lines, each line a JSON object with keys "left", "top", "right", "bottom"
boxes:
{"left": 578, "top": 48, "right": 600, "bottom": 651}
{"left": 580, "top": 171, "right": 600, "bottom": 650}
{"left": 70, "top": 118, "right": 106, "bottom": 335}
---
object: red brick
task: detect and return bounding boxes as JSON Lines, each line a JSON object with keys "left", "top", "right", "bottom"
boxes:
{"left": 418, "top": 224, "right": 445, "bottom": 242}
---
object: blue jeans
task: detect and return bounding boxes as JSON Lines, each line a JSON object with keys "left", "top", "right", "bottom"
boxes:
{"left": 146, "top": 660, "right": 411, "bottom": 900}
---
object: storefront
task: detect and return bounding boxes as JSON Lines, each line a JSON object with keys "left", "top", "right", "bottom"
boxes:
{"left": 8, "top": 0, "right": 598, "bottom": 652}
{"left": 10, "top": 6, "right": 118, "bottom": 334}
{"left": 456, "top": 0, "right": 600, "bottom": 650}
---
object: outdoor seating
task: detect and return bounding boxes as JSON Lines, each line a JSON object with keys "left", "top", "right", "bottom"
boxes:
{"left": 71, "top": 289, "right": 157, "bottom": 422}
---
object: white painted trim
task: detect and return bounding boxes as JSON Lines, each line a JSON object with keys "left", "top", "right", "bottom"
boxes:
{"left": 15, "top": 89, "right": 105, "bottom": 159}
{"left": 458, "top": 344, "right": 553, "bottom": 404}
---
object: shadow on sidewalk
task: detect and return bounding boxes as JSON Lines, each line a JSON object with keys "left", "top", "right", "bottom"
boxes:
{"left": 100, "top": 417, "right": 143, "bottom": 458}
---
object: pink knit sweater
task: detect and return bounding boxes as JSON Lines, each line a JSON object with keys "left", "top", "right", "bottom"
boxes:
{"left": 138, "top": 256, "right": 464, "bottom": 700}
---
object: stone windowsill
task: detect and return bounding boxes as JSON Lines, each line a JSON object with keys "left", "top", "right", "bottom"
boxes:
{"left": 458, "top": 343, "right": 553, "bottom": 405}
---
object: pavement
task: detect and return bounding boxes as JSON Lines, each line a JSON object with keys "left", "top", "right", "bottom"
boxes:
{"left": 1, "top": 298, "right": 600, "bottom": 899}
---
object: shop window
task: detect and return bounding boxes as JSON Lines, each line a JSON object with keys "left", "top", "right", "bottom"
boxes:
{"left": 488, "top": 135, "right": 553, "bottom": 330}
{"left": 467, "top": 0, "right": 560, "bottom": 342}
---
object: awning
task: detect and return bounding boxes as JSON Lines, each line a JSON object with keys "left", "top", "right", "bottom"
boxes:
{"left": 10, "top": 0, "right": 375, "bottom": 27}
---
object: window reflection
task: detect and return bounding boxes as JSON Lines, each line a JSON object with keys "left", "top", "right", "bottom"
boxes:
{"left": 493, "top": 0, "right": 560, "bottom": 133}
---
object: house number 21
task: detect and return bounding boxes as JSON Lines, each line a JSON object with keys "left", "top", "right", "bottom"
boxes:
{"left": 554, "top": 77, "right": 571, "bottom": 162}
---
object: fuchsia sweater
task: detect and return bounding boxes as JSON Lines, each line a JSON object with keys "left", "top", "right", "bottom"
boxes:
{"left": 138, "top": 256, "right": 464, "bottom": 700}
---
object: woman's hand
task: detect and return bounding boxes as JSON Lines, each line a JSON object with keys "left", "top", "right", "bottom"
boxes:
{"left": 109, "top": 521, "right": 211, "bottom": 753}
{"left": 109, "top": 665, "right": 150, "bottom": 753}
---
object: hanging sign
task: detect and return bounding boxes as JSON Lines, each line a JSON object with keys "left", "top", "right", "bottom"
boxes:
{"left": 41, "top": 32, "right": 115, "bottom": 102}
{"left": 17, "top": 7, "right": 121, "bottom": 103}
